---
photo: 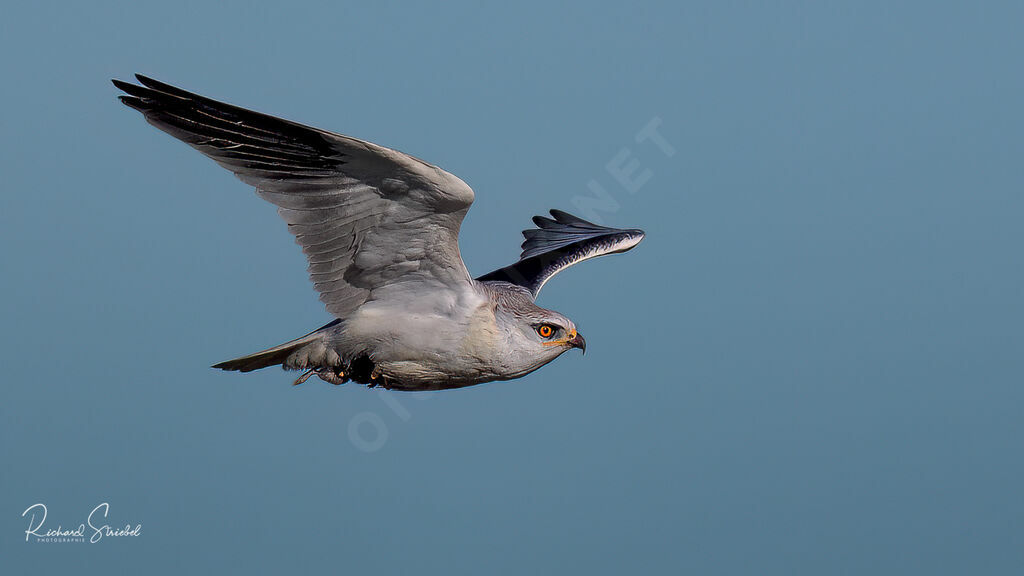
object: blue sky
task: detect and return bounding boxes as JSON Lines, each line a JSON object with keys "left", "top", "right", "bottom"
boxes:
{"left": 3, "top": 2, "right": 1023, "bottom": 574}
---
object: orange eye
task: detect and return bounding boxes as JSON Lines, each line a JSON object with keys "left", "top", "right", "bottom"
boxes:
{"left": 538, "top": 325, "right": 554, "bottom": 338}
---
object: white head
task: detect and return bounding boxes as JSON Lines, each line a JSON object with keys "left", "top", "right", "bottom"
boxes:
{"left": 487, "top": 284, "right": 586, "bottom": 379}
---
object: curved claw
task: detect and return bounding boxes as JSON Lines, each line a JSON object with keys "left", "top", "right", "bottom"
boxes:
{"left": 293, "top": 369, "right": 316, "bottom": 386}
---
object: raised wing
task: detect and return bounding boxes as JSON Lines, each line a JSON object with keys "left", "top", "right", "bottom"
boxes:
{"left": 114, "top": 75, "right": 475, "bottom": 319}
{"left": 476, "top": 210, "right": 644, "bottom": 297}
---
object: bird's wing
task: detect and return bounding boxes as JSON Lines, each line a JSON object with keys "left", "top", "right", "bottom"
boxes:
{"left": 114, "top": 75, "right": 475, "bottom": 319}
{"left": 476, "top": 210, "right": 644, "bottom": 298}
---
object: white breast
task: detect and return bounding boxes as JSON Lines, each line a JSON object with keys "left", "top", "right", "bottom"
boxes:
{"left": 335, "top": 284, "right": 500, "bottom": 383}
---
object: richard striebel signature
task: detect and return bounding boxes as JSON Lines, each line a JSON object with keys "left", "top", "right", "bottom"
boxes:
{"left": 22, "top": 503, "right": 141, "bottom": 543}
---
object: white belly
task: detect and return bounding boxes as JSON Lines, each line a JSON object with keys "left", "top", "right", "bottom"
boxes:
{"left": 333, "top": 285, "right": 502, "bottom": 386}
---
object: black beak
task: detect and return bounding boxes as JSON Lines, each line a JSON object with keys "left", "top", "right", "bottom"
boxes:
{"left": 568, "top": 332, "right": 586, "bottom": 354}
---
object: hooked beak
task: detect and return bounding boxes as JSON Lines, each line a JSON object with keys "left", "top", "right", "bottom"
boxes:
{"left": 568, "top": 331, "right": 586, "bottom": 354}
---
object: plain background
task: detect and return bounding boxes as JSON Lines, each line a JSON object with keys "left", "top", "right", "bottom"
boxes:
{"left": 3, "top": 2, "right": 1022, "bottom": 574}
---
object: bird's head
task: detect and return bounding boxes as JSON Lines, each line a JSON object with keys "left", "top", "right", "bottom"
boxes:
{"left": 523, "top": 313, "right": 586, "bottom": 356}
{"left": 489, "top": 286, "right": 586, "bottom": 378}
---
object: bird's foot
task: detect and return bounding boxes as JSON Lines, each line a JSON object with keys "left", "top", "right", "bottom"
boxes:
{"left": 316, "top": 368, "right": 348, "bottom": 386}
{"left": 368, "top": 371, "right": 396, "bottom": 390}
{"left": 292, "top": 367, "right": 346, "bottom": 386}
{"left": 366, "top": 366, "right": 393, "bottom": 389}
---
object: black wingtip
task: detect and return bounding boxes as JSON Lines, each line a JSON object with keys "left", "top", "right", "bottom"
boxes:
{"left": 111, "top": 78, "right": 136, "bottom": 92}
{"left": 134, "top": 74, "right": 200, "bottom": 101}
{"left": 549, "top": 208, "right": 574, "bottom": 221}
{"left": 112, "top": 78, "right": 161, "bottom": 103}
{"left": 116, "top": 95, "right": 147, "bottom": 111}
{"left": 531, "top": 215, "right": 560, "bottom": 230}
{"left": 135, "top": 74, "right": 170, "bottom": 92}
{"left": 549, "top": 209, "right": 602, "bottom": 228}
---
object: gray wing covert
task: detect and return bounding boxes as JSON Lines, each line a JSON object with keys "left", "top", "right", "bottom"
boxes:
{"left": 114, "top": 75, "right": 475, "bottom": 318}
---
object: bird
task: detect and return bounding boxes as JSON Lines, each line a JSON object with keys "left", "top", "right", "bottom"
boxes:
{"left": 113, "top": 75, "right": 645, "bottom": 391}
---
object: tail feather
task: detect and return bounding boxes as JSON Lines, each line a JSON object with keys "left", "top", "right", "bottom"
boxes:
{"left": 212, "top": 319, "right": 340, "bottom": 373}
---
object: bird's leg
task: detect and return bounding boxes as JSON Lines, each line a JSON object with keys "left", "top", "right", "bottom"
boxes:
{"left": 293, "top": 369, "right": 316, "bottom": 386}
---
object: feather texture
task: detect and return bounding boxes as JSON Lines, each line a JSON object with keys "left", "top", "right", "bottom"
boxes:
{"left": 477, "top": 210, "right": 645, "bottom": 297}
{"left": 114, "top": 75, "right": 475, "bottom": 319}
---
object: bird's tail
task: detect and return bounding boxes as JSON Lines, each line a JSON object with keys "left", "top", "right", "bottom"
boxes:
{"left": 212, "top": 319, "right": 340, "bottom": 373}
